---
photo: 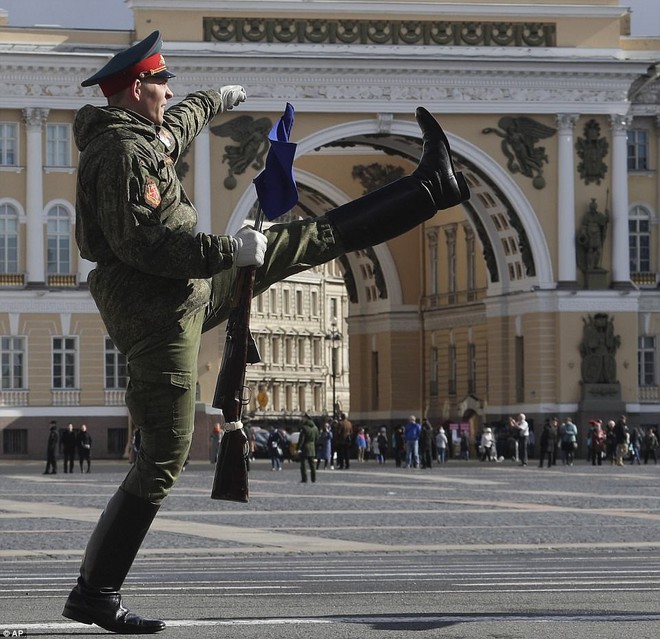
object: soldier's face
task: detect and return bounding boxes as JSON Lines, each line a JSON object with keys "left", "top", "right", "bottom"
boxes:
{"left": 135, "top": 78, "right": 173, "bottom": 125}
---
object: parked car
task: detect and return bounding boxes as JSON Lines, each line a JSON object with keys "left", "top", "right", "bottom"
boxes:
{"left": 250, "top": 427, "right": 270, "bottom": 458}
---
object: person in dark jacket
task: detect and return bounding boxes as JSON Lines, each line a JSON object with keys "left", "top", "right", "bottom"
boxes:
{"left": 44, "top": 421, "right": 58, "bottom": 475}
{"left": 61, "top": 423, "right": 77, "bottom": 473}
{"left": 419, "top": 419, "right": 434, "bottom": 469}
{"left": 267, "top": 426, "right": 285, "bottom": 471}
{"left": 76, "top": 424, "right": 92, "bottom": 473}
{"left": 393, "top": 426, "right": 405, "bottom": 467}
{"left": 61, "top": 29, "right": 469, "bottom": 635}
{"left": 316, "top": 422, "right": 333, "bottom": 470}
{"left": 538, "top": 420, "right": 557, "bottom": 468}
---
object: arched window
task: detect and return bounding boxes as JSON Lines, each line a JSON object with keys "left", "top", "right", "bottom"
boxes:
{"left": 46, "top": 205, "right": 71, "bottom": 275}
{"left": 0, "top": 203, "right": 19, "bottom": 274}
{"left": 629, "top": 205, "right": 651, "bottom": 274}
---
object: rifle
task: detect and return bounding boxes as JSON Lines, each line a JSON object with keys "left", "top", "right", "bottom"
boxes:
{"left": 210, "top": 210, "right": 264, "bottom": 502}
{"left": 210, "top": 102, "right": 298, "bottom": 501}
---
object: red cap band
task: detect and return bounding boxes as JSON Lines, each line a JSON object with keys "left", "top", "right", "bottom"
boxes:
{"left": 99, "top": 53, "right": 169, "bottom": 97}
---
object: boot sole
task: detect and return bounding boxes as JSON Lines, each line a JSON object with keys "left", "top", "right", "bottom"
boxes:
{"left": 63, "top": 604, "right": 166, "bottom": 634}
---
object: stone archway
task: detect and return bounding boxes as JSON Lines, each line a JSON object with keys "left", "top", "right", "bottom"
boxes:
{"left": 228, "top": 116, "right": 554, "bottom": 299}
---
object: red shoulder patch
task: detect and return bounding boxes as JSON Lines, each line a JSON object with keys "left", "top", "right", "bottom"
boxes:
{"left": 144, "top": 177, "right": 161, "bottom": 207}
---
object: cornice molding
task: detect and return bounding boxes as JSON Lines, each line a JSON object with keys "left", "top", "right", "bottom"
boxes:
{"left": 484, "top": 290, "right": 641, "bottom": 317}
{"left": 127, "top": 0, "right": 629, "bottom": 21}
{"left": 0, "top": 58, "right": 640, "bottom": 114}
{"left": 0, "top": 291, "right": 98, "bottom": 314}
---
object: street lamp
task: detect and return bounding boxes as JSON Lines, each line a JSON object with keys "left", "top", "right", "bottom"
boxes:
{"left": 325, "top": 320, "right": 342, "bottom": 420}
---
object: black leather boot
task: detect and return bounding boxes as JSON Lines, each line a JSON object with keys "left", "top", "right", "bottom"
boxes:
{"left": 327, "top": 107, "right": 470, "bottom": 252}
{"left": 62, "top": 489, "right": 165, "bottom": 634}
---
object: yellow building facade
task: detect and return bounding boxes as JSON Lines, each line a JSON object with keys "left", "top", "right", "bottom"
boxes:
{"left": 0, "top": 0, "right": 659, "bottom": 459}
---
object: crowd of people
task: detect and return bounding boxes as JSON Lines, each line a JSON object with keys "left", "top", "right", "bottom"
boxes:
{"left": 246, "top": 411, "right": 660, "bottom": 473}
{"left": 48, "top": 412, "right": 660, "bottom": 476}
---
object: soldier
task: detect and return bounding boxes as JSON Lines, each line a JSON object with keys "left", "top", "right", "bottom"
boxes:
{"left": 297, "top": 418, "right": 320, "bottom": 483}
{"left": 62, "top": 30, "right": 469, "bottom": 634}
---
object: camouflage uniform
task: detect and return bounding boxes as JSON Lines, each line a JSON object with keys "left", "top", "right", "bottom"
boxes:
{"left": 75, "top": 90, "right": 341, "bottom": 503}
{"left": 297, "top": 420, "right": 320, "bottom": 483}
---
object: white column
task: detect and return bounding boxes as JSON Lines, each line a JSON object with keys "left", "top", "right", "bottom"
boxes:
{"left": 23, "top": 107, "right": 48, "bottom": 286}
{"left": 610, "top": 114, "right": 632, "bottom": 287}
{"left": 556, "top": 114, "right": 579, "bottom": 287}
{"left": 194, "top": 127, "right": 212, "bottom": 234}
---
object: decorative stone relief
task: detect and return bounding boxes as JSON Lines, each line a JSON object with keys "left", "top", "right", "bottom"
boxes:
{"left": 210, "top": 114, "right": 272, "bottom": 189}
{"left": 576, "top": 119, "right": 609, "bottom": 185}
{"left": 203, "top": 17, "right": 557, "bottom": 47}
{"left": 482, "top": 115, "right": 556, "bottom": 189}
{"left": 579, "top": 313, "right": 620, "bottom": 384}
{"left": 352, "top": 163, "right": 405, "bottom": 194}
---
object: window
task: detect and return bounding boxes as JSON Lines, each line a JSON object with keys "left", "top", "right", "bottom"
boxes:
{"left": 283, "top": 289, "right": 291, "bottom": 315}
{"left": 0, "top": 204, "right": 19, "bottom": 274}
{"left": 330, "top": 297, "right": 338, "bottom": 322}
{"left": 445, "top": 226, "right": 457, "bottom": 301}
{"left": 46, "top": 123, "right": 71, "bottom": 167}
{"left": 429, "top": 240, "right": 439, "bottom": 296}
{"left": 0, "top": 123, "right": 18, "bottom": 166}
{"left": 3, "top": 429, "right": 27, "bottom": 454}
{"left": 466, "top": 228, "right": 476, "bottom": 295}
{"left": 430, "top": 347, "right": 439, "bottom": 396}
{"left": 468, "top": 343, "right": 477, "bottom": 394}
{"left": 285, "top": 337, "right": 293, "bottom": 365}
{"left": 52, "top": 336, "right": 77, "bottom": 389}
{"left": 627, "top": 129, "right": 649, "bottom": 171}
{"left": 629, "top": 205, "right": 651, "bottom": 273}
{"left": 312, "top": 337, "right": 322, "bottom": 366}
{"left": 298, "top": 385, "right": 305, "bottom": 411}
{"left": 448, "top": 344, "right": 457, "bottom": 395}
{"left": 1, "top": 336, "right": 25, "bottom": 389}
{"left": 311, "top": 291, "right": 319, "bottom": 317}
{"left": 638, "top": 335, "right": 657, "bottom": 387}
{"left": 46, "top": 205, "right": 71, "bottom": 275}
{"left": 297, "top": 337, "right": 306, "bottom": 365}
{"left": 104, "top": 337, "right": 127, "bottom": 389}
{"left": 272, "top": 336, "right": 280, "bottom": 364}
{"left": 269, "top": 288, "right": 277, "bottom": 315}
{"left": 296, "top": 289, "right": 303, "bottom": 316}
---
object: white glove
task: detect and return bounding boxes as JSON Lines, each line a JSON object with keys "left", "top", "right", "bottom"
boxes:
{"left": 233, "top": 226, "right": 267, "bottom": 268}
{"left": 220, "top": 85, "right": 246, "bottom": 111}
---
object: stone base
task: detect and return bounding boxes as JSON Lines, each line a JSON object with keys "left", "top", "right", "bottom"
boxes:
{"left": 582, "top": 383, "right": 621, "bottom": 402}
{"left": 579, "top": 383, "right": 625, "bottom": 424}
{"left": 583, "top": 269, "right": 609, "bottom": 290}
